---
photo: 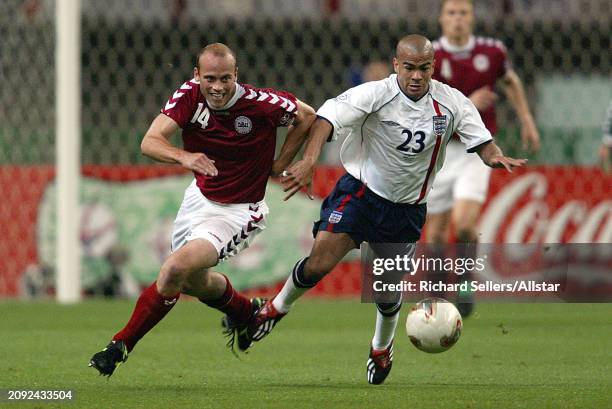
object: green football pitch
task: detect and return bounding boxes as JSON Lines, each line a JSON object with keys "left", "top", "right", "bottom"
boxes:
{"left": 1, "top": 300, "right": 611, "bottom": 409}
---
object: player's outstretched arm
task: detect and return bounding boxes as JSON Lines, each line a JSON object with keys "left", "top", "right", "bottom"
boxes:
{"left": 271, "top": 99, "right": 316, "bottom": 177}
{"left": 141, "top": 114, "right": 218, "bottom": 176}
{"left": 476, "top": 141, "right": 527, "bottom": 173}
{"left": 501, "top": 69, "right": 541, "bottom": 152}
{"left": 280, "top": 117, "right": 333, "bottom": 201}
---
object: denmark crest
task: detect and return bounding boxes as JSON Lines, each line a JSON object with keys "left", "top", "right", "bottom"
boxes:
{"left": 433, "top": 115, "right": 447, "bottom": 137}
{"left": 473, "top": 54, "right": 490, "bottom": 72}
{"left": 234, "top": 116, "right": 252, "bottom": 134}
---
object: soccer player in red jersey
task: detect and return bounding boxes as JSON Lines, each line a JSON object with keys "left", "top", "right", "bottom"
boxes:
{"left": 89, "top": 43, "right": 316, "bottom": 376}
{"left": 427, "top": 0, "right": 540, "bottom": 316}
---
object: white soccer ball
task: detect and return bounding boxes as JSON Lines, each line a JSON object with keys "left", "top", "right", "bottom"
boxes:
{"left": 405, "top": 298, "right": 463, "bottom": 353}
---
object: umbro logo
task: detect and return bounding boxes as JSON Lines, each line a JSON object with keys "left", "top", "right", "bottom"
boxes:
{"left": 164, "top": 298, "right": 178, "bottom": 306}
{"left": 382, "top": 120, "right": 401, "bottom": 127}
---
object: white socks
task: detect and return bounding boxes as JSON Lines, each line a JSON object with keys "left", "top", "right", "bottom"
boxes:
{"left": 371, "top": 305, "right": 401, "bottom": 350}
{"left": 272, "top": 258, "right": 313, "bottom": 314}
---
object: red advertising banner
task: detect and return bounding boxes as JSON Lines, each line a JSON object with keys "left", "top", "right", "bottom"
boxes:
{"left": 0, "top": 165, "right": 609, "bottom": 297}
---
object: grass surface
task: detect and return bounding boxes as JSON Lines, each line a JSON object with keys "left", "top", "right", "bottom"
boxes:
{"left": 1, "top": 300, "right": 611, "bottom": 408}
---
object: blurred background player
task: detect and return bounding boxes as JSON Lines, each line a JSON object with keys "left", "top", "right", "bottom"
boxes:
{"left": 89, "top": 43, "right": 315, "bottom": 376}
{"left": 426, "top": 0, "right": 541, "bottom": 316}
{"left": 238, "top": 35, "right": 526, "bottom": 385}
{"left": 598, "top": 100, "right": 612, "bottom": 173}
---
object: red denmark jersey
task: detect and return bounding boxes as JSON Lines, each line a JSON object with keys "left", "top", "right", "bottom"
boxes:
{"left": 161, "top": 79, "right": 297, "bottom": 204}
{"left": 433, "top": 36, "right": 510, "bottom": 135}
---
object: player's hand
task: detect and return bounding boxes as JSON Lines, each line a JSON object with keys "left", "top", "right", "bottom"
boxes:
{"left": 179, "top": 152, "right": 218, "bottom": 177}
{"left": 520, "top": 119, "right": 541, "bottom": 152}
{"left": 469, "top": 87, "right": 498, "bottom": 111}
{"left": 270, "top": 160, "right": 285, "bottom": 178}
{"left": 487, "top": 155, "right": 527, "bottom": 173}
{"left": 280, "top": 160, "right": 314, "bottom": 201}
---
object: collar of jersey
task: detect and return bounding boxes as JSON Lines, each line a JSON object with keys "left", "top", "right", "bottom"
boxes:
{"left": 207, "top": 83, "right": 245, "bottom": 111}
{"left": 393, "top": 74, "right": 431, "bottom": 109}
{"left": 440, "top": 35, "right": 475, "bottom": 53}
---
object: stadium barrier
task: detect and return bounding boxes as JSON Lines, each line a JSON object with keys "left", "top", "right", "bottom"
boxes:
{"left": 0, "top": 165, "right": 608, "bottom": 298}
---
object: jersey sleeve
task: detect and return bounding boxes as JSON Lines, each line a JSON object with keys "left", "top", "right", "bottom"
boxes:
{"left": 316, "top": 82, "right": 380, "bottom": 141}
{"left": 453, "top": 90, "right": 494, "bottom": 152}
{"left": 494, "top": 40, "right": 511, "bottom": 79}
{"left": 256, "top": 88, "right": 298, "bottom": 128}
{"left": 160, "top": 79, "right": 198, "bottom": 128}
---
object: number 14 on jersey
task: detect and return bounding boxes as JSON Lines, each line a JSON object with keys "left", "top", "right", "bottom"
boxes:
{"left": 191, "top": 103, "right": 210, "bottom": 129}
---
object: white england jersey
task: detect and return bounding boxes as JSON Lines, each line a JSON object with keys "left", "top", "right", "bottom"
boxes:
{"left": 317, "top": 75, "right": 493, "bottom": 204}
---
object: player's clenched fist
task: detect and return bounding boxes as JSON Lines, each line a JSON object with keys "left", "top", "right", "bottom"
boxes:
{"left": 179, "top": 152, "right": 218, "bottom": 177}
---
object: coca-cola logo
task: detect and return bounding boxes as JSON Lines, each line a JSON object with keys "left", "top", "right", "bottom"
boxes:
{"left": 478, "top": 172, "right": 611, "bottom": 281}
{"left": 479, "top": 173, "right": 611, "bottom": 244}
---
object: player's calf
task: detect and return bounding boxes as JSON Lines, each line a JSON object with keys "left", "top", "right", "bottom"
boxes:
{"left": 454, "top": 229, "right": 478, "bottom": 318}
{"left": 89, "top": 281, "right": 180, "bottom": 378}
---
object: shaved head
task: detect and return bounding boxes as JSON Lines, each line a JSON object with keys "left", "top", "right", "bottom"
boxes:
{"left": 393, "top": 34, "right": 435, "bottom": 99}
{"left": 396, "top": 35, "right": 434, "bottom": 59}
{"left": 196, "top": 43, "right": 237, "bottom": 70}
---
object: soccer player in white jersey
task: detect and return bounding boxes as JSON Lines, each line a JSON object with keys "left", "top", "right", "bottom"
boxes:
{"left": 429, "top": 0, "right": 540, "bottom": 316}
{"left": 235, "top": 35, "right": 526, "bottom": 385}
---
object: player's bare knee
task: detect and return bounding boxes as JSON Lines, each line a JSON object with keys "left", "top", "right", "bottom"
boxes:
{"left": 158, "top": 259, "right": 190, "bottom": 294}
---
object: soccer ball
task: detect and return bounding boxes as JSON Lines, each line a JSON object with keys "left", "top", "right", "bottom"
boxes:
{"left": 405, "top": 298, "right": 463, "bottom": 353}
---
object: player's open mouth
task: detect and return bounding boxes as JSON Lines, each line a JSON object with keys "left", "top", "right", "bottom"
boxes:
{"left": 408, "top": 84, "right": 422, "bottom": 91}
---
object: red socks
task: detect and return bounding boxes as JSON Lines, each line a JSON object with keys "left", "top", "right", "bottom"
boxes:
{"left": 200, "top": 275, "right": 253, "bottom": 324}
{"left": 112, "top": 275, "right": 249, "bottom": 352}
{"left": 113, "top": 282, "right": 179, "bottom": 352}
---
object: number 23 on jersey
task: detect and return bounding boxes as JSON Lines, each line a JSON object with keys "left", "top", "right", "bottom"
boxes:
{"left": 396, "top": 129, "right": 426, "bottom": 153}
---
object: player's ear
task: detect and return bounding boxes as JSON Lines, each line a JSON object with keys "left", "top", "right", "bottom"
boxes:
{"left": 193, "top": 66, "right": 199, "bottom": 80}
{"left": 392, "top": 57, "right": 399, "bottom": 74}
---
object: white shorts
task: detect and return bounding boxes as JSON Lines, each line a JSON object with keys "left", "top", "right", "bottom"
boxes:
{"left": 427, "top": 140, "right": 492, "bottom": 214}
{"left": 171, "top": 180, "right": 269, "bottom": 260}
